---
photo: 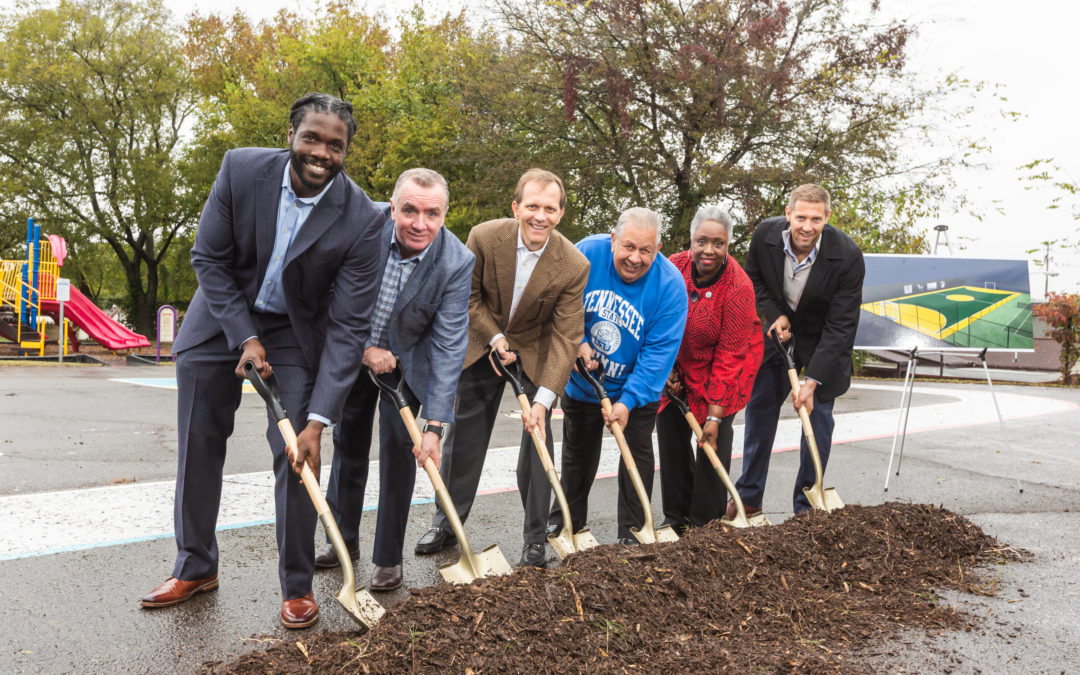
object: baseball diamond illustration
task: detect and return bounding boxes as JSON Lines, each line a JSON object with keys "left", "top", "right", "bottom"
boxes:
{"left": 861, "top": 285, "right": 1033, "bottom": 349}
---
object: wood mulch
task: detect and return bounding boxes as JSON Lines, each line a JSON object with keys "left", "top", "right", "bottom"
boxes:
{"left": 203, "top": 503, "right": 1025, "bottom": 674}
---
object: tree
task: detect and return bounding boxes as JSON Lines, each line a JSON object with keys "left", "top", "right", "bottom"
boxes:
{"left": 481, "top": 0, "right": 967, "bottom": 251}
{"left": 1033, "top": 292, "right": 1080, "bottom": 385}
{"left": 183, "top": 5, "right": 506, "bottom": 239}
{"left": 0, "top": 0, "right": 202, "bottom": 335}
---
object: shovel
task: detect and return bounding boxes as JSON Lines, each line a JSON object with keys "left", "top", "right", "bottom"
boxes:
{"left": 575, "top": 357, "right": 679, "bottom": 544}
{"left": 242, "top": 362, "right": 385, "bottom": 629}
{"left": 767, "top": 331, "right": 844, "bottom": 512}
{"left": 663, "top": 385, "right": 770, "bottom": 528}
{"left": 488, "top": 351, "right": 600, "bottom": 558}
{"left": 366, "top": 367, "right": 513, "bottom": 583}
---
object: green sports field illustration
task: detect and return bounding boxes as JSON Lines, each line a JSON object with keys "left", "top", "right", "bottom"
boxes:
{"left": 855, "top": 256, "right": 1033, "bottom": 351}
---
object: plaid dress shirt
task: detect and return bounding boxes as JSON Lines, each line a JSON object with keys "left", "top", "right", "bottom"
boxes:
{"left": 368, "top": 235, "right": 427, "bottom": 349}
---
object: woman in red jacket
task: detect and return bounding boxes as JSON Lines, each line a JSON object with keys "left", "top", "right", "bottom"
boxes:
{"left": 658, "top": 206, "right": 764, "bottom": 532}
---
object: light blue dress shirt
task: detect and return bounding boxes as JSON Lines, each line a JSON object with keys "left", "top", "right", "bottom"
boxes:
{"left": 248, "top": 162, "right": 335, "bottom": 426}
{"left": 253, "top": 162, "right": 334, "bottom": 314}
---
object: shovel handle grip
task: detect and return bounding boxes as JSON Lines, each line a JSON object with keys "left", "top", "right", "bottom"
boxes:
{"left": 243, "top": 361, "right": 325, "bottom": 510}
{"left": 786, "top": 369, "right": 825, "bottom": 487}
{"left": 490, "top": 350, "right": 527, "bottom": 397}
{"left": 768, "top": 329, "right": 796, "bottom": 371}
{"left": 516, "top": 393, "right": 554, "bottom": 472}
{"left": 598, "top": 397, "right": 654, "bottom": 533}
{"left": 275, "top": 418, "right": 330, "bottom": 515}
{"left": 575, "top": 356, "right": 607, "bottom": 400}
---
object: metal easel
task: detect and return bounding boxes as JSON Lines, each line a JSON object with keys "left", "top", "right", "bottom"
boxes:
{"left": 882, "top": 346, "right": 1022, "bottom": 493}
{"left": 884, "top": 225, "right": 1022, "bottom": 493}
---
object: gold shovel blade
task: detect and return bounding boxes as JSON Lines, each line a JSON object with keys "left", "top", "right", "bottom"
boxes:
{"left": 548, "top": 526, "right": 600, "bottom": 559}
{"left": 631, "top": 524, "right": 680, "bottom": 544}
{"left": 335, "top": 585, "right": 386, "bottom": 628}
{"left": 439, "top": 544, "right": 514, "bottom": 584}
{"left": 720, "top": 512, "right": 773, "bottom": 528}
{"left": 804, "top": 485, "right": 845, "bottom": 512}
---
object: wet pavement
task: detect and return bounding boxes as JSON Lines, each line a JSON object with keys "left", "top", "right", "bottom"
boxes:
{"left": 0, "top": 363, "right": 1078, "bottom": 672}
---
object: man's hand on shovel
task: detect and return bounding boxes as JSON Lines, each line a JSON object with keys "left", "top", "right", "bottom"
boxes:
{"left": 236, "top": 337, "right": 271, "bottom": 378}
{"left": 414, "top": 426, "right": 442, "bottom": 469}
{"left": 524, "top": 401, "right": 547, "bottom": 443}
{"left": 792, "top": 377, "right": 816, "bottom": 415}
{"left": 602, "top": 401, "right": 630, "bottom": 430}
{"left": 293, "top": 420, "right": 324, "bottom": 478}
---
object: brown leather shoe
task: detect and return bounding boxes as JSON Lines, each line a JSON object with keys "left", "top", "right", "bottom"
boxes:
{"left": 314, "top": 541, "right": 360, "bottom": 569}
{"left": 369, "top": 564, "right": 403, "bottom": 592}
{"left": 280, "top": 592, "right": 319, "bottom": 629}
{"left": 140, "top": 575, "right": 219, "bottom": 608}
{"left": 725, "top": 499, "right": 762, "bottom": 519}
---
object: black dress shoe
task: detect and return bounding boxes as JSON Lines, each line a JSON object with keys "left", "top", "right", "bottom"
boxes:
{"left": 314, "top": 541, "right": 360, "bottom": 569}
{"left": 545, "top": 521, "right": 560, "bottom": 537}
{"left": 414, "top": 528, "right": 456, "bottom": 555}
{"left": 369, "top": 564, "right": 403, "bottom": 591}
{"left": 519, "top": 543, "right": 547, "bottom": 568}
{"left": 618, "top": 536, "right": 639, "bottom": 546}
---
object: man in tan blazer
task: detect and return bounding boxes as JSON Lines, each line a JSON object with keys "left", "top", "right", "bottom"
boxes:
{"left": 414, "top": 168, "right": 589, "bottom": 567}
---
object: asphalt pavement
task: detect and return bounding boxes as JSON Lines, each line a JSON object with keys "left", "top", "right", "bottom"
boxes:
{"left": 0, "top": 363, "right": 1077, "bottom": 673}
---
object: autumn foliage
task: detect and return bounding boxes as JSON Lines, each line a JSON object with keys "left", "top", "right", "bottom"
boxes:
{"left": 1033, "top": 293, "right": 1080, "bottom": 385}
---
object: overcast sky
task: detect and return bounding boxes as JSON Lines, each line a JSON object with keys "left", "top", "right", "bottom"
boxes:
{"left": 8, "top": 0, "right": 1079, "bottom": 298}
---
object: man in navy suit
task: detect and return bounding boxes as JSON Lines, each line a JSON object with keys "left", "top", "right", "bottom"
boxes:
{"left": 315, "top": 168, "right": 474, "bottom": 591}
{"left": 730, "top": 184, "right": 864, "bottom": 516}
{"left": 140, "top": 93, "right": 385, "bottom": 629}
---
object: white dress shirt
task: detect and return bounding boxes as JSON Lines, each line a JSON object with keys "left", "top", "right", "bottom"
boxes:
{"left": 489, "top": 231, "right": 556, "bottom": 409}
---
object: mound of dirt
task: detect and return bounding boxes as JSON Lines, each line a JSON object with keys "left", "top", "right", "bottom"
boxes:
{"left": 204, "top": 503, "right": 1024, "bottom": 673}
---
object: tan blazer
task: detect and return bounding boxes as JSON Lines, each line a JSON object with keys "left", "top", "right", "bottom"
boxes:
{"left": 464, "top": 218, "right": 589, "bottom": 396}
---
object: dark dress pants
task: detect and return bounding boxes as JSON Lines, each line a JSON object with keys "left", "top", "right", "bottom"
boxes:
{"left": 734, "top": 350, "right": 836, "bottom": 514}
{"left": 431, "top": 357, "right": 555, "bottom": 545}
{"left": 172, "top": 313, "right": 317, "bottom": 600}
{"left": 326, "top": 374, "right": 420, "bottom": 567}
{"left": 656, "top": 404, "right": 734, "bottom": 528}
{"left": 550, "top": 397, "right": 660, "bottom": 540}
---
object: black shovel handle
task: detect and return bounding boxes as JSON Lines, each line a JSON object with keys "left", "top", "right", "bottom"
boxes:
{"left": 489, "top": 349, "right": 528, "bottom": 397}
{"left": 243, "top": 361, "right": 287, "bottom": 422}
{"left": 575, "top": 356, "right": 608, "bottom": 401}
{"left": 365, "top": 366, "right": 410, "bottom": 410}
{"left": 768, "top": 329, "right": 797, "bottom": 371}
{"left": 663, "top": 384, "right": 691, "bottom": 418}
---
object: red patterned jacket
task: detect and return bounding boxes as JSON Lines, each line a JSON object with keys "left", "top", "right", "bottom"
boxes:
{"left": 659, "top": 251, "right": 763, "bottom": 423}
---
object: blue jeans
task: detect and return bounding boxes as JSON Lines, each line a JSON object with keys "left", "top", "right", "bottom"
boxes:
{"left": 735, "top": 350, "right": 836, "bottom": 514}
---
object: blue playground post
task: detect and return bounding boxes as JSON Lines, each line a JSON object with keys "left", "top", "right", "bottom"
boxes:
{"left": 20, "top": 217, "right": 41, "bottom": 326}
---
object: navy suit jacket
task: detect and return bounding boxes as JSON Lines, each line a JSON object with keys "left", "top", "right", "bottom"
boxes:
{"left": 371, "top": 215, "right": 474, "bottom": 423}
{"left": 745, "top": 216, "right": 865, "bottom": 400}
{"left": 174, "top": 148, "right": 384, "bottom": 421}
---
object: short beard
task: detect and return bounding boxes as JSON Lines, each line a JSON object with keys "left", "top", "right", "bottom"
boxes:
{"left": 289, "top": 147, "right": 341, "bottom": 193}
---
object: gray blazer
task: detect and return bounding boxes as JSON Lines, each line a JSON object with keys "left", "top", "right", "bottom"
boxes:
{"left": 372, "top": 215, "right": 474, "bottom": 422}
{"left": 174, "top": 147, "right": 385, "bottom": 421}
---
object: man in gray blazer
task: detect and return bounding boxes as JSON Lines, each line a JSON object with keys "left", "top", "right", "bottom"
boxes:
{"left": 317, "top": 168, "right": 474, "bottom": 592}
{"left": 140, "top": 94, "right": 385, "bottom": 629}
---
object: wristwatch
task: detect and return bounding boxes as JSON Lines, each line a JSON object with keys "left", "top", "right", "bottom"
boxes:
{"left": 423, "top": 422, "right": 445, "bottom": 438}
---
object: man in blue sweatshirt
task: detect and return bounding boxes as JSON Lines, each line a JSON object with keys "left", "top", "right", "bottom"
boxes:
{"left": 548, "top": 207, "right": 688, "bottom": 544}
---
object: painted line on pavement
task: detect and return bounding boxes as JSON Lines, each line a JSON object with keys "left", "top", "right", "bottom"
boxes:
{"left": 1, "top": 384, "right": 1074, "bottom": 560}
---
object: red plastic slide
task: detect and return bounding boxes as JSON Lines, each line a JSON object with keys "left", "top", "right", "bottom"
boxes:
{"left": 39, "top": 274, "right": 150, "bottom": 349}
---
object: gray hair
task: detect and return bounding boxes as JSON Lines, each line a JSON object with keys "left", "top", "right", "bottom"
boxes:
{"left": 392, "top": 168, "right": 450, "bottom": 208}
{"left": 690, "top": 205, "right": 733, "bottom": 239}
{"left": 613, "top": 207, "right": 662, "bottom": 246}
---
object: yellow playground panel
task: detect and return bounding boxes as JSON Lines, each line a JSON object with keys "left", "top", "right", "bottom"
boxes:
{"left": 862, "top": 285, "right": 1020, "bottom": 340}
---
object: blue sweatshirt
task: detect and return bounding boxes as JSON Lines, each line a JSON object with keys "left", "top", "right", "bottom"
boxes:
{"left": 564, "top": 234, "right": 688, "bottom": 410}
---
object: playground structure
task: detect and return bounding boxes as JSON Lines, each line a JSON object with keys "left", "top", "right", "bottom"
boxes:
{"left": 0, "top": 218, "right": 150, "bottom": 355}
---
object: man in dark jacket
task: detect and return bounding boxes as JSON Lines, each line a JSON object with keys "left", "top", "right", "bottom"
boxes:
{"left": 730, "top": 184, "right": 864, "bottom": 515}
{"left": 140, "top": 93, "right": 384, "bottom": 629}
